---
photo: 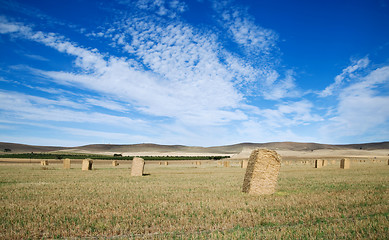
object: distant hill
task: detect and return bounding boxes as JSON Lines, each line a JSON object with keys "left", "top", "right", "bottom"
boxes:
{"left": 0, "top": 142, "right": 68, "bottom": 153}
{"left": 1, "top": 141, "right": 388, "bottom": 154}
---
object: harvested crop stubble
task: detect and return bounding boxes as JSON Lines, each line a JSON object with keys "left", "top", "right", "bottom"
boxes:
{"left": 242, "top": 148, "right": 281, "bottom": 195}
{"left": 1, "top": 161, "right": 389, "bottom": 239}
{"left": 131, "top": 157, "right": 145, "bottom": 176}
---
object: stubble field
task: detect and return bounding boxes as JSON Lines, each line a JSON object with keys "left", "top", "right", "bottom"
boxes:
{"left": 0, "top": 159, "right": 388, "bottom": 239}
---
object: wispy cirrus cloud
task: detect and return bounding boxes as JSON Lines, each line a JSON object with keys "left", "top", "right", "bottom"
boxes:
{"left": 23, "top": 53, "right": 49, "bottom": 61}
{"left": 210, "top": 1, "right": 298, "bottom": 100}
{"left": 0, "top": 90, "right": 145, "bottom": 128}
{"left": 212, "top": 0, "right": 278, "bottom": 56}
{"left": 3, "top": 0, "right": 385, "bottom": 146}
{"left": 0, "top": 3, "right": 310, "bottom": 146}
{"left": 319, "top": 63, "right": 389, "bottom": 142}
{"left": 133, "top": 0, "right": 187, "bottom": 18}
{"left": 0, "top": 16, "right": 246, "bottom": 126}
{"left": 319, "top": 57, "right": 370, "bottom": 97}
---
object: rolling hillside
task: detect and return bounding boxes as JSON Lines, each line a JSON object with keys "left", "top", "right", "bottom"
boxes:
{"left": 1, "top": 141, "right": 388, "bottom": 155}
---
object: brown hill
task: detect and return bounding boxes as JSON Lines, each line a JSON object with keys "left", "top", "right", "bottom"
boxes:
{"left": 0, "top": 142, "right": 68, "bottom": 153}
{"left": 1, "top": 141, "right": 388, "bottom": 155}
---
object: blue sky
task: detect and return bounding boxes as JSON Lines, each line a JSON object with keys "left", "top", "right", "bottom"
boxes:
{"left": 0, "top": 0, "right": 388, "bottom": 147}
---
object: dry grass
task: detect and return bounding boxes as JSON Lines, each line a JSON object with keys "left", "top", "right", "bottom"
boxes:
{"left": 0, "top": 161, "right": 388, "bottom": 239}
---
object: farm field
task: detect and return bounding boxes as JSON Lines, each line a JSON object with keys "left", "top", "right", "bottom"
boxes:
{"left": 0, "top": 159, "right": 388, "bottom": 239}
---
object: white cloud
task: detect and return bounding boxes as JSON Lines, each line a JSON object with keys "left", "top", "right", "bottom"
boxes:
{"left": 261, "top": 69, "right": 299, "bottom": 100}
{"left": 57, "top": 127, "right": 149, "bottom": 143}
{"left": 0, "top": 0, "right": 387, "bottom": 147}
{"left": 259, "top": 100, "right": 323, "bottom": 128}
{"left": 319, "top": 57, "right": 370, "bottom": 97}
{"left": 1, "top": 16, "right": 251, "bottom": 126}
{"left": 319, "top": 65, "right": 389, "bottom": 141}
{"left": 237, "top": 118, "right": 319, "bottom": 144}
{"left": 0, "top": 16, "right": 29, "bottom": 33}
{"left": 119, "top": 0, "right": 187, "bottom": 18}
{"left": 23, "top": 53, "right": 49, "bottom": 61}
{"left": 0, "top": 5, "right": 317, "bottom": 146}
{"left": 0, "top": 90, "right": 145, "bottom": 128}
{"left": 212, "top": 1, "right": 278, "bottom": 55}
{"left": 210, "top": 1, "right": 299, "bottom": 100}
{"left": 84, "top": 98, "right": 129, "bottom": 112}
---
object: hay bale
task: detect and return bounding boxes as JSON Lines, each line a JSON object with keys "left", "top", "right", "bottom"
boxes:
{"left": 387, "top": 159, "right": 389, "bottom": 165}
{"left": 340, "top": 158, "right": 350, "bottom": 169}
{"left": 63, "top": 158, "right": 71, "bottom": 169}
{"left": 82, "top": 159, "right": 93, "bottom": 171}
{"left": 331, "top": 160, "right": 336, "bottom": 165}
{"left": 112, "top": 160, "right": 119, "bottom": 166}
{"left": 196, "top": 161, "right": 201, "bottom": 166}
{"left": 322, "top": 160, "right": 328, "bottom": 166}
{"left": 315, "top": 159, "right": 323, "bottom": 168}
{"left": 40, "top": 160, "right": 48, "bottom": 166}
{"left": 243, "top": 160, "right": 249, "bottom": 168}
{"left": 241, "top": 160, "right": 248, "bottom": 168}
{"left": 164, "top": 161, "right": 169, "bottom": 166}
{"left": 242, "top": 149, "right": 281, "bottom": 195}
{"left": 131, "top": 157, "right": 145, "bottom": 176}
{"left": 223, "top": 161, "right": 230, "bottom": 167}
{"left": 159, "top": 162, "right": 162, "bottom": 165}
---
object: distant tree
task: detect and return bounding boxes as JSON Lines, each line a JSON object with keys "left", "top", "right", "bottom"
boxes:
{"left": 3, "top": 148, "right": 11, "bottom": 152}
{"left": 114, "top": 154, "right": 122, "bottom": 157}
{"left": 57, "top": 155, "right": 63, "bottom": 160}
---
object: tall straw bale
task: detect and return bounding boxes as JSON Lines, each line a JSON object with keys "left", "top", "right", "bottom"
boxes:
{"left": 131, "top": 157, "right": 145, "bottom": 176}
{"left": 63, "top": 158, "right": 71, "bottom": 169}
{"left": 387, "top": 159, "right": 389, "bottom": 165}
{"left": 40, "top": 160, "right": 48, "bottom": 166}
{"left": 164, "top": 161, "right": 169, "bottom": 166}
{"left": 242, "top": 149, "right": 281, "bottom": 195}
{"left": 322, "top": 160, "right": 328, "bottom": 166}
{"left": 340, "top": 158, "right": 350, "bottom": 169}
{"left": 223, "top": 161, "right": 230, "bottom": 167}
{"left": 82, "top": 159, "right": 93, "bottom": 171}
{"left": 112, "top": 160, "right": 119, "bottom": 166}
{"left": 196, "top": 161, "right": 201, "bottom": 166}
{"left": 315, "top": 159, "right": 323, "bottom": 168}
{"left": 241, "top": 160, "right": 249, "bottom": 168}
{"left": 243, "top": 159, "right": 248, "bottom": 168}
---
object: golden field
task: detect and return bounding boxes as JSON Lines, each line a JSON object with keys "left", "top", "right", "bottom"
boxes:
{"left": 0, "top": 158, "right": 388, "bottom": 239}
